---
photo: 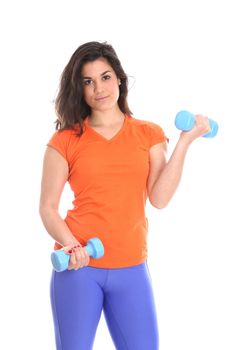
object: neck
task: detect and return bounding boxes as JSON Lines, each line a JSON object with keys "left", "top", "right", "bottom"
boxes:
{"left": 88, "top": 108, "right": 125, "bottom": 127}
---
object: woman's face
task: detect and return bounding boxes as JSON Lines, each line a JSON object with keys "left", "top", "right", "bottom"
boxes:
{"left": 81, "top": 58, "right": 121, "bottom": 112}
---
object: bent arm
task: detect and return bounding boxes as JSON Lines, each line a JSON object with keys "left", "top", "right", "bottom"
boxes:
{"left": 148, "top": 115, "right": 211, "bottom": 208}
{"left": 39, "top": 146, "right": 79, "bottom": 247}
{"left": 148, "top": 136, "right": 190, "bottom": 208}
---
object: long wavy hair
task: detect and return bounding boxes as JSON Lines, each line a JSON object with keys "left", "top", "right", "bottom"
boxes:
{"left": 54, "top": 41, "right": 133, "bottom": 136}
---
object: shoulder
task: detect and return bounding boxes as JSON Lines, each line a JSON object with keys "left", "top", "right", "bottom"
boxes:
{"left": 127, "top": 115, "right": 168, "bottom": 147}
{"left": 49, "top": 125, "right": 82, "bottom": 142}
{"left": 47, "top": 125, "right": 82, "bottom": 161}
{"left": 128, "top": 115, "right": 164, "bottom": 132}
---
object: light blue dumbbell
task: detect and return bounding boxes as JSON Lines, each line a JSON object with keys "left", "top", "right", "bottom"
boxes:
{"left": 175, "top": 110, "right": 219, "bottom": 138}
{"left": 51, "top": 237, "right": 104, "bottom": 272}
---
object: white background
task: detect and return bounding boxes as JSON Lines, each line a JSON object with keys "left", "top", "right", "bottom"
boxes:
{"left": 0, "top": 0, "right": 232, "bottom": 349}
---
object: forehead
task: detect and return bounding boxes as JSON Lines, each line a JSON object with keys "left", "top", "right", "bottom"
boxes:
{"left": 81, "top": 58, "right": 113, "bottom": 77}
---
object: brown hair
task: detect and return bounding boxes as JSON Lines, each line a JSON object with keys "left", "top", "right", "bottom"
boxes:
{"left": 54, "top": 41, "right": 133, "bottom": 136}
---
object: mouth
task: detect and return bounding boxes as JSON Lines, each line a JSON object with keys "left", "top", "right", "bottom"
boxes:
{"left": 95, "top": 96, "right": 108, "bottom": 101}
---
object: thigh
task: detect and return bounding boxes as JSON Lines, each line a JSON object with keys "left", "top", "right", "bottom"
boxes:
{"left": 50, "top": 267, "right": 104, "bottom": 350}
{"left": 103, "top": 262, "right": 159, "bottom": 350}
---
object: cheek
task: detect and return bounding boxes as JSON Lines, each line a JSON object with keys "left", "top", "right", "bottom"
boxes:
{"left": 109, "top": 81, "right": 120, "bottom": 96}
{"left": 83, "top": 89, "right": 92, "bottom": 103}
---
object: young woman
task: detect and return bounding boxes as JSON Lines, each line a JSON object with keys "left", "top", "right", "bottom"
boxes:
{"left": 39, "top": 41, "right": 210, "bottom": 350}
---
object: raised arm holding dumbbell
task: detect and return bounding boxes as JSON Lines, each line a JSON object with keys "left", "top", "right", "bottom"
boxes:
{"left": 147, "top": 110, "right": 216, "bottom": 209}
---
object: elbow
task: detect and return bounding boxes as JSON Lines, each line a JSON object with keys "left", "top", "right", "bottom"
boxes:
{"left": 149, "top": 192, "right": 172, "bottom": 209}
{"left": 39, "top": 204, "right": 57, "bottom": 218}
{"left": 152, "top": 202, "right": 168, "bottom": 209}
{"left": 39, "top": 205, "right": 47, "bottom": 220}
{"left": 149, "top": 197, "right": 169, "bottom": 209}
{"left": 39, "top": 201, "right": 47, "bottom": 217}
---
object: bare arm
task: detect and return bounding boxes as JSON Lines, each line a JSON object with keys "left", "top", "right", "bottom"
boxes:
{"left": 148, "top": 136, "right": 190, "bottom": 208}
{"left": 39, "top": 146, "right": 90, "bottom": 269}
{"left": 39, "top": 146, "right": 79, "bottom": 247}
{"left": 148, "top": 115, "right": 211, "bottom": 208}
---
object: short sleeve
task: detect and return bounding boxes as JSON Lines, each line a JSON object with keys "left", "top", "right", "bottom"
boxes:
{"left": 146, "top": 122, "right": 169, "bottom": 148}
{"left": 47, "top": 130, "right": 71, "bottom": 161}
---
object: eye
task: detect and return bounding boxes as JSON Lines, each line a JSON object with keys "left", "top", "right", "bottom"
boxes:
{"left": 102, "top": 75, "right": 111, "bottom": 81}
{"left": 83, "top": 79, "right": 93, "bottom": 86}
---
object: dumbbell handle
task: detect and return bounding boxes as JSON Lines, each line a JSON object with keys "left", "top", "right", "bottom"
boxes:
{"left": 51, "top": 237, "right": 104, "bottom": 272}
{"left": 175, "top": 110, "right": 219, "bottom": 138}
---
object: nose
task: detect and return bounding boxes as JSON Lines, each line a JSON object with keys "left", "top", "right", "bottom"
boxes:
{"left": 94, "top": 79, "right": 104, "bottom": 94}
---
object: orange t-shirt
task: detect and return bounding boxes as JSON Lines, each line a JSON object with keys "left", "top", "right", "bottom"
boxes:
{"left": 47, "top": 114, "right": 168, "bottom": 268}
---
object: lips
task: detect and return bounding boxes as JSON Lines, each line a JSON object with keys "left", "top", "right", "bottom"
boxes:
{"left": 95, "top": 96, "right": 108, "bottom": 101}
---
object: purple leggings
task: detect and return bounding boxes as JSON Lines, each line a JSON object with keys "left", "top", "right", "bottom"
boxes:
{"left": 50, "top": 261, "right": 159, "bottom": 349}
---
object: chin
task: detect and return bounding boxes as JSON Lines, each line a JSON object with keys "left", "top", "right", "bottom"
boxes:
{"left": 94, "top": 102, "right": 117, "bottom": 111}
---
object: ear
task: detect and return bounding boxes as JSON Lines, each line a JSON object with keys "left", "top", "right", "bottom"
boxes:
{"left": 118, "top": 79, "right": 121, "bottom": 85}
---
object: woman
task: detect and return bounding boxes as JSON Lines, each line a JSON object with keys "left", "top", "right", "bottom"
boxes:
{"left": 39, "top": 41, "right": 210, "bottom": 350}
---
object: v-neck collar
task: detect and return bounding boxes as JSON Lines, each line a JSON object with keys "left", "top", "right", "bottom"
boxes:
{"left": 84, "top": 114, "right": 128, "bottom": 143}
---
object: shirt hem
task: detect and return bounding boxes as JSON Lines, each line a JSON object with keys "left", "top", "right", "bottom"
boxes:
{"left": 87, "top": 257, "right": 148, "bottom": 269}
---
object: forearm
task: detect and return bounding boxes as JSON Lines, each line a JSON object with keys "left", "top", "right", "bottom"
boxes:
{"left": 39, "top": 207, "right": 79, "bottom": 247}
{"left": 150, "top": 136, "right": 191, "bottom": 208}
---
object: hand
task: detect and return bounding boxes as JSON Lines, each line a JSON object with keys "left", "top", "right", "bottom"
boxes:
{"left": 63, "top": 243, "right": 90, "bottom": 270}
{"left": 180, "top": 114, "right": 211, "bottom": 143}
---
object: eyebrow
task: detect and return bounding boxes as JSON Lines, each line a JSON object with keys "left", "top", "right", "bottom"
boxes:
{"left": 82, "top": 70, "right": 112, "bottom": 79}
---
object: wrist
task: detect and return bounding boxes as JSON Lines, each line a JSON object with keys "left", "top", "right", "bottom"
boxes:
{"left": 178, "top": 132, "right": 194, "bottom": 147}
{"left": 62, "top": 238, "right": 81, "bottom": 248}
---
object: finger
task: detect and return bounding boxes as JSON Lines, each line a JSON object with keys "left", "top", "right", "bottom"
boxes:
{"left": 75, "top": 247, "right": 87, "bottom": 268}
{"left": 66, "top": 245, "right": 89, "bottom": 270}
{"left": 194, "top": 115, "right": 211, "bottom": 134}
{"left": 201, "top": 117, "right": 211, "bottom": 134}
{"left": 67, "top": 251, "right": 78, "bottom": 270}
{"left": 195, "top": 115, "right": 208, "bottom": 124}
{"left": 63, "top": 246, "right": 72, "bottom": 254}
{"left": 71, "top": 247, "right": 84, "bottom": 269}
{"left": 75, "top": 247, "right": 90, "bottom": 268}
{"left": 83, "top": 247, "right": 91, "bottom": 266}
{"left": 63, "top": 244, "right": 80, "bottom": 254}
{"left": 83, "top": 248, "right": 90, "bottom": 266}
